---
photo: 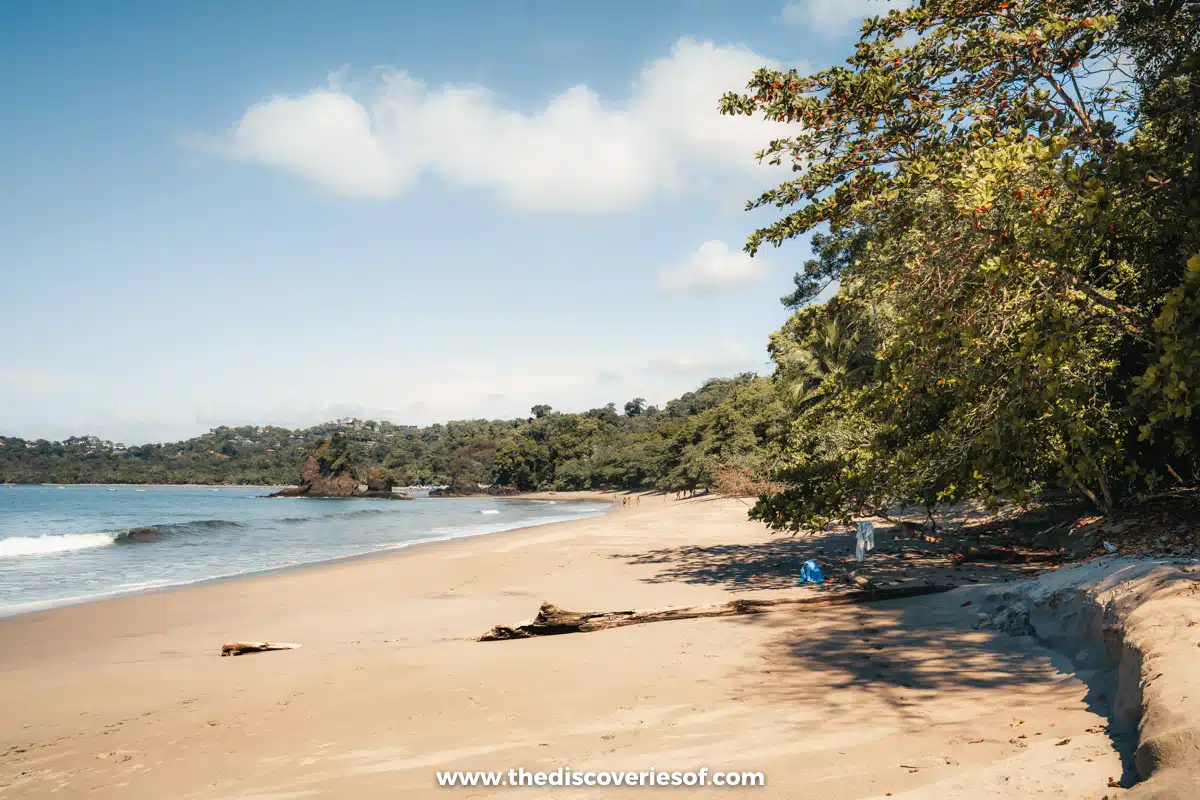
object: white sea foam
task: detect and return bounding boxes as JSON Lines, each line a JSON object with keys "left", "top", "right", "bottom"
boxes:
{"left": 0, "top": 532, "right": 116, "bottom": 558}
{"left": 479, "top": 509, "right": 501, "bottom": 515}
{"left": 0, "top": 496, "right": 613, "bottom": 618}
{"left": 113, "top": 578, "right": 173, "bottom": 591}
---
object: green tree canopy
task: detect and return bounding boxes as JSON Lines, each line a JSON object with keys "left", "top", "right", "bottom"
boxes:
{"left": 720, "top": 0, "right": 1200, "bottom": 529}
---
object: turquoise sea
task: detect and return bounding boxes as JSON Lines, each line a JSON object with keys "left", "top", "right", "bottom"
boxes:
{"left": 0, "top": 485, "right": 609, "bottom": 616}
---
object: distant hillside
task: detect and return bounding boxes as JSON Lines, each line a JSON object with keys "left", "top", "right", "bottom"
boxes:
{"left": 0, "top": 374, "right": 784, "bottom": 492}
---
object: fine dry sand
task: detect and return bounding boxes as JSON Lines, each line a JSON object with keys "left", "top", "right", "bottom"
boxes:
{"left": 0, "top": 494, "right": 1139, "bottom": 797}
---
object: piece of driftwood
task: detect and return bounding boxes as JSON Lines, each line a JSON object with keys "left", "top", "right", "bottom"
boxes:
{"left": 220, "top": 641, "right": 303, "bottom": 657}
{"left": 479, "top": 583, "right": 955, "bottom": 642}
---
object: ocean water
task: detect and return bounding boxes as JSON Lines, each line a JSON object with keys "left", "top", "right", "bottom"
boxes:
{"left": 0, "top": 485, "right": 610, "bottom": 617}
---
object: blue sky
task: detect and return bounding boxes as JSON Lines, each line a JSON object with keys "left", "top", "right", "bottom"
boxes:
{"left": 1, "top": 0, "right": 894, "bottom": 444}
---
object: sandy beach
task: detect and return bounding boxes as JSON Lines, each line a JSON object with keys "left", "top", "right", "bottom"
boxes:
{"left": 0, "top": 494, "right": 1138, "bottom": 798}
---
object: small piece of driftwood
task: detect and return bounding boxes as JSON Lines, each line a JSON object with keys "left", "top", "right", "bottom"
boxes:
{"left": 478, "top": 583, "right": 954, "bottom": 642}
{"left": 220, "top": 641, "right": 303, "bottom": 657}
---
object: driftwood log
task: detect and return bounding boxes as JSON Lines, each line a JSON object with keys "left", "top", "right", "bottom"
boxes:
{"left": 220, "top": 641, "right": 303, "bottom": 657}
{"left": 479, "top": 583, "right": 954, "bottom": 642}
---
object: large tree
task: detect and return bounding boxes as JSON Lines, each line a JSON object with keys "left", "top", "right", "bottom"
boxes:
{"left": 722, "top": 0, "right": 1200, "bottom": 527}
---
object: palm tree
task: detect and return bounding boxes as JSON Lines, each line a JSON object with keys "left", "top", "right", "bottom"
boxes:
{"left": 778, "top": 317, "right": 874, "bottom": 408}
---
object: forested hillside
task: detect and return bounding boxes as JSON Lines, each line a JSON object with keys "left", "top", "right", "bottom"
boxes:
{"left": 0, "top": 375, "right": 785, "bottom": 491}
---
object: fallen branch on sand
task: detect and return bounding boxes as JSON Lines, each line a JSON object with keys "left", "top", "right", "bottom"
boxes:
{"left": 478, "top": 584, "right": 955, "bottom": 642}
{"left": 220, "top": 641, "right": 303, "bottom": 657}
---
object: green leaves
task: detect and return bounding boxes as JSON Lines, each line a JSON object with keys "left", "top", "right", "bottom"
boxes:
{"left": 731, "top": 0, "right": 1200, "bottom": 527}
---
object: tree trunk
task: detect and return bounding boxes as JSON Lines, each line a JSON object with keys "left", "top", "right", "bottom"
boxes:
{"left": 478, "top": 583, "right": 955, "bottom": 642}
{"left": 1075, "top": 480, "right": 1103, "bottom": 510}
{"left": 1096, "top": 468, "right": 1115, "bottom": 513}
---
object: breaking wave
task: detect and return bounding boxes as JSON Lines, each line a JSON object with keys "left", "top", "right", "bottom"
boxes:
{"left": 0, "top": 532, "right": 117, "bottom": 557}
{"left": 115, "top": 519, "right": 244, "bottom": 544}
{"left": 0, "top": 519, "right": 245, "bottom": 558}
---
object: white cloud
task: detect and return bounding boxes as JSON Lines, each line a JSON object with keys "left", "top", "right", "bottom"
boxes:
{"left": 781, "top": 0, "right": 910, "bottom": 34}
{"left": 657, "top": 240, "right": 765, "bottom": 295}
{"left": 0, "top": 370, "right": 92, "bottom": 395}
{"left": 201, "top": 38, "right": 785, "bottom": 214}
{"left": 644, "top": 344, "right": 763, "bottom": 378}
{"left": 224, "top": 90, "right": 406, "bottom": 198}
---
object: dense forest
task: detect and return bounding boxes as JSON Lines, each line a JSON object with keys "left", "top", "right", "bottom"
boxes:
{"left": 6, "top": 1, "right": 1199, "bottom": 531}
{"left": 0, "top": 375, "right": 786, "bottom": 491}
{"left": 721, "top": 0, "right": 1200, "bottom": 530}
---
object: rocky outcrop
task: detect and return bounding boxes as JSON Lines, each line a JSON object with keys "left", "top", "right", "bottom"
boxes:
{"left": 355, "top": 467, "right": 407, "bottom": 499}
{"left": 267, "top": 438, "right": 411, "bottom": 500}
{"left": 365, "top": 467, "right": 393, "bottom": 493}
{"left": 268, "top": 443, "right": 358, "bottom": 498}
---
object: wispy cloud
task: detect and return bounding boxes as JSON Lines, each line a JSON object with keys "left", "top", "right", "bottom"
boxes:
{"left": 6, "top": 347, "right": 767, "bottom": 442}
{"left": 780, "top": 0, "right": 911, "bottom": 34}
{"left": 643, "top": 344, "right": 764, "bottom": 377}
{"left": 0, "top": 370, "right": 92, "bottom": 395}
{"left": 657, "top": 240, "right": 766, "bottom": 295}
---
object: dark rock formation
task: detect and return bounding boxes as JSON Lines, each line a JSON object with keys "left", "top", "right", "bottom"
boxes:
{"left": 267, "top": 437, "right": 411, "bottom": 500}
{"left": 354, "top": 466, "right": 406, "bottom": 499}
{"left": 365, "top": 467, "right": 393, "bottom": 493}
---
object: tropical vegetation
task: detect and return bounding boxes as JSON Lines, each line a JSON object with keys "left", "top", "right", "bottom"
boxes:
{"left": 0, "top": 376, "right": 784, "bottom": 491}
{"left": 720, "top": 0, "right": 1200, "bottom": 530}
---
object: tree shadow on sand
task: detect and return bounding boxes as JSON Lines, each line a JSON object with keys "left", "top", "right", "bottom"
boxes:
{"left": 725, "top": 594, "right": 1141, "bottom": 787}
{"left": 612, "top": 523, "right": 1053, "bottom": 593}
{"left": 610, "top": 502, "right": 1148, "bottom": 788}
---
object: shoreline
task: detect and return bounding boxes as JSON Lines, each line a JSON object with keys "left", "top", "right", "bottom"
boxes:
{"left": 0, "top": 492, "right": 617, "bottom": 621}
{"left": 1, "top": 495, "right": 1144, "bottom": 798}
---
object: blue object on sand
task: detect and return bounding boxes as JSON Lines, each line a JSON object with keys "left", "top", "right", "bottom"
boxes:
{"left": 798, "top": 559, "right": 824, "bottom": 584}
